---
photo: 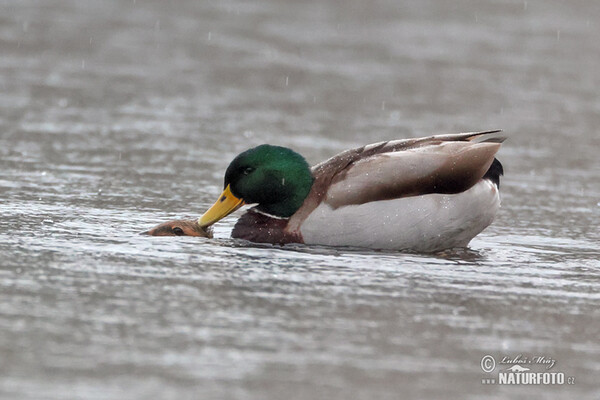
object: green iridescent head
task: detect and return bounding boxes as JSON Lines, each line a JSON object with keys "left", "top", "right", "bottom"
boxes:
{"left": 226, "top": 144, "right": 313, "bottom": 217}
{"left": 199, "top": 144, "right": 314, "bottom": 227}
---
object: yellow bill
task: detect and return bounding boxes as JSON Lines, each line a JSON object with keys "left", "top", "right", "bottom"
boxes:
{"left": 198, "top": 184, "right": 245, "bottom": 228}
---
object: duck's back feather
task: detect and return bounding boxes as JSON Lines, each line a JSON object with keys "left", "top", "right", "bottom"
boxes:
{"left": 325, "top": 141, "right": 500, "bottom": 208}
{"left": 288, "top": 130, "right": 504, "bottom": 231}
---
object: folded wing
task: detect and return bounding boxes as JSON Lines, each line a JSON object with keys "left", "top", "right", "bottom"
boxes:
{"left": 325, "top": 140, "right": 501, "bottom": 208}
{"left": 288, "top": 130, "right": 505, "bottom": 230}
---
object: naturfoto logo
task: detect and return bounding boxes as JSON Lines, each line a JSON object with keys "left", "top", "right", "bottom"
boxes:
{"left": 480, "top": 354, "right": 575, "bottom": 386}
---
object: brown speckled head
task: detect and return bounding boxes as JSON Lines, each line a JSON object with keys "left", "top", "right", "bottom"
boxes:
{"left": 141, "top": 219, "right": 213, "bottom": 237}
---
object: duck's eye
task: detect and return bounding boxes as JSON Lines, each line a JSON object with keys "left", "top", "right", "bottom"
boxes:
{"left": 242, "top": 167, "right": 254, "bottom": 175}
{"left": 172, "top": 226, "right": 184, "bottom": 236}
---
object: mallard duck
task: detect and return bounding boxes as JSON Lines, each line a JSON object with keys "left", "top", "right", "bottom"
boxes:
{"left": 142, "top": 219, "right": 213, "bottom": 237}
{"left": 199, "top": 130, "right": 505, "bottom": 252}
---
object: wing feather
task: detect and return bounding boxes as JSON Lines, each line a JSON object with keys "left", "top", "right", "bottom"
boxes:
{"left": 325, "top": 141, "right": 501, "bottom": 208}
{"left": 287, "top": 130, "right": 504, "bottom": 231}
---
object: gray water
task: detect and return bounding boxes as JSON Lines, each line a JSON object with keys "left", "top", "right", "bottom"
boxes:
{"left": 1, "top": 0, "right": 599, "bottom": 399}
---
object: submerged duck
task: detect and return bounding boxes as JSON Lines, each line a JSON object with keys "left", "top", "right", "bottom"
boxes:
{"left": 199, "top": 130, "right": 505, "bottom": 252}
{"left": 142, "top": 219, "right": 212, "bottom": 237}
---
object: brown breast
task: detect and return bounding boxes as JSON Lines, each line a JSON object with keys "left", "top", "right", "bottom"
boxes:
{"left": 232, "top": 208, "right": 303, "bottom": 244}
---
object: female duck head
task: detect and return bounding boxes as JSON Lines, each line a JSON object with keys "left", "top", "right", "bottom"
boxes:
{"left": 199, "top": 144, "right": 314, "bottom": 227}
{"left": 142, "top": 219, "right": 213, "bottom": 237}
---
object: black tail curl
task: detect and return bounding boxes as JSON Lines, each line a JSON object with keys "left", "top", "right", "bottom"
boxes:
{"left": 483, "top": 158, "right": 504, "bottom": 188}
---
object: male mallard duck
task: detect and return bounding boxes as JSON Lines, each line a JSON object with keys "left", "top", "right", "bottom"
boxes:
{"left": 199, "top": 130, "right": 505, "bottom": 252}
{"left": 142, "top": 219, "right": 213, "bottom": 237}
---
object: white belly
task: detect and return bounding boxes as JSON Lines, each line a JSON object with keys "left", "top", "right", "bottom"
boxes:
{"left": 300, "top": 180, "right": 500, "bottom": 252}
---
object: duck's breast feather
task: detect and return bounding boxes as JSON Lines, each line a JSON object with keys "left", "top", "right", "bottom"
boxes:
{"left": 325, "top": 141, "right": 501, "bottom": 208}
{"left": 233, "top": 209, "right": 301, "bottom": 244}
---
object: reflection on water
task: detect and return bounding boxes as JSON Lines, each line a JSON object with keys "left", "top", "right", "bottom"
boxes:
{"left": 1, "top": 0, "right": 599, "bottom": 399}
